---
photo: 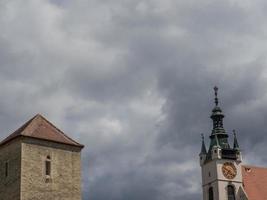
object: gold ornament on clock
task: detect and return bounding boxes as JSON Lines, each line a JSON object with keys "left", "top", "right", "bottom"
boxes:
{"left": 222, "top": 162, "right": 237, "bottom": 179}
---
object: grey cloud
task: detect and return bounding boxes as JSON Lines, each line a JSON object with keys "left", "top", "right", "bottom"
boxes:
{"left": 0, "top": 1, "right": 267, "bottom": 200}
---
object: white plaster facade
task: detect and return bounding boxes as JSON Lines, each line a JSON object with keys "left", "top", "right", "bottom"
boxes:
{"left": 200, "top": 146, "right": 248, "bottom": 200}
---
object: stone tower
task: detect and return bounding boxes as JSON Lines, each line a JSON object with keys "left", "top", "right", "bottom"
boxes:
{"left": 199, "top": 87, "right": 245, "bottom": 200}
{"left": 0, "top": 114, "right": 84, "bottom": 200}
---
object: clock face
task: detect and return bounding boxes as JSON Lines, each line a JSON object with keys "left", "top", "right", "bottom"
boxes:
{"left": 222, "top": 162, "right": 237, "bottom": 179}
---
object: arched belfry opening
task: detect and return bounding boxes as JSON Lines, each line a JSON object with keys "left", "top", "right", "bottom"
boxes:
{"left": 227, "top": 185, "right": 236, "bottom": 200}
{"left": 208, "top": 187, "right": 214, "bottom": 200}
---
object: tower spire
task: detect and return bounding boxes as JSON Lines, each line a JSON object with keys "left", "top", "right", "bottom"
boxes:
{"left": 200, "top": 134, "right": 207, "bottom": 154}
{"left": 210, "top": 86, "right": 226, "bottom": 132}
{"left": 233, "top": 130, "right": 240, "bottom": 150}
{"left": 200, "top": 88, "right": 243, "bottom": 200}
{"left": 208, "top": 86, "right": 230, "bottom": 153}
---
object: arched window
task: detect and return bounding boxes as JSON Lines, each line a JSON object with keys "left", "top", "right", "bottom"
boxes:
{"left": 227, "top": 185, "right": 236, "bottom": 200}
{"left": 209, "top": 187, "right": 214, "bottom": 200}
{"left": 45, "top": 155, "right": 51, "bottom": 176}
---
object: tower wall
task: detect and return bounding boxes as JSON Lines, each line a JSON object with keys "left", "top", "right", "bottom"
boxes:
{"left": 201, "top": 160, "right": 217, "bottom": 186}
{"left": 216, "top": 159, "right": 243, "bottom": 200}
{"left": 20, "top": 138, "right": 82, "bottom": 200}
{"left": 0, "top": 139, "right": 21, "bottom": 200}
{"left": 202, "top": 159, "right": 243, "bottom": 200}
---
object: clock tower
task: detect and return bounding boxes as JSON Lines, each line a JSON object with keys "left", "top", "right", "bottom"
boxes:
{"left": 199, "top": 87, "right": 245, "bottom": 200}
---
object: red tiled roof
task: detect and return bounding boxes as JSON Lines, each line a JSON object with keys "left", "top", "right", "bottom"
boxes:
{"left": 0, "top": 114, "right": 84, "bottom": 148}
{"left": 242, "top": 165, "right": 267, "bottom": 200}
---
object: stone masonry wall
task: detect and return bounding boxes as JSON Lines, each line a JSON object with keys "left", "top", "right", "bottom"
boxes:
{"left": 20, "top": 138, "right": 82, "bottom": 200}
{"left": 0, "top": 139, "right": 21, "bottom": 200}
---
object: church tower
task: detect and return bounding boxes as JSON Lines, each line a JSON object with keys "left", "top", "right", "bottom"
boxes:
{"left": 199, "top": 87, "right": 245, "bottom": 200}
{"left": 0, "top": 114, "right": 84, "bottom": 200}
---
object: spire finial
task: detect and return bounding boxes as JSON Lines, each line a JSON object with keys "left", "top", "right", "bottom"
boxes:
{"left": 201, "top": 133, "right": 204, "bottom": 141}
{"left": 233, "top": 129, "right": 236, "bottom": 136}
{"left": 214, "top": 86, "right": 219, "bottom": 106}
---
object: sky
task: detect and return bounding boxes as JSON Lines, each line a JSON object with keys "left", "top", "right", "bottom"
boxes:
{"left": 1, "top": 0, "right": 267, "bottom": 199}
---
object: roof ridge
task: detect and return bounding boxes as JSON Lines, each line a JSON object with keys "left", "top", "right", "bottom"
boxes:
{"left": 0, "top": 114, "right": 37, "bottom": 145}
{"left": 242, "top": 165, "right": 267, "bottom": 170}
{"left": 0, "top": 114, "right": 84, "bottom": 148}
{"left": 37, "top": 114, "right": 82, "bottom": 146}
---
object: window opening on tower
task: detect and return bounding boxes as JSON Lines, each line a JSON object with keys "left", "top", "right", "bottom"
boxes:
{"left": 45, "top": 155, "right": 51, "bottom": 176}
{"left": 208, "top": 187, "right": 214, "bottom": 200}
{"left": 227, "top": 185, "right": 236, "bottom": 200}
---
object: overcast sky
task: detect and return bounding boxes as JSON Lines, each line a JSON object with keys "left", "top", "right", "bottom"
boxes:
{"left": 1, "top": 0, "right": 267, "bottom": 199}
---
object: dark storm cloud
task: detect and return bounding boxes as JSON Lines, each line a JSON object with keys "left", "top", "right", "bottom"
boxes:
{"left": 0, "top": 0, "right": 267, "bottom": 200}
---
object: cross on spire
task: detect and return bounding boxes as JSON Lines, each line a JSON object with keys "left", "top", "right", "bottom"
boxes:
{"left": 214, "top": 86, "right": 219, "bottom": 106}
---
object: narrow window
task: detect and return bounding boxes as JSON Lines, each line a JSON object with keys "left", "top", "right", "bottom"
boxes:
{"left": 209, "top": 187, "right": 214, "bottom": 200}
{"left": 227, "top": 185, "right": 236, "bottom": 200}
{"left": 45, "top": 156, "right": 51, "bottom": 176}
{"left": 5, "top": 162, "right": 9, "bottom": 177}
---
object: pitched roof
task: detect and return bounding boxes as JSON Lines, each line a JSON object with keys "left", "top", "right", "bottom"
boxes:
{"left": 0, "top": 114, "right": 84, "bottom": 148}
{"left": 242, "top": 165, "right": 267, "bottom": 200}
